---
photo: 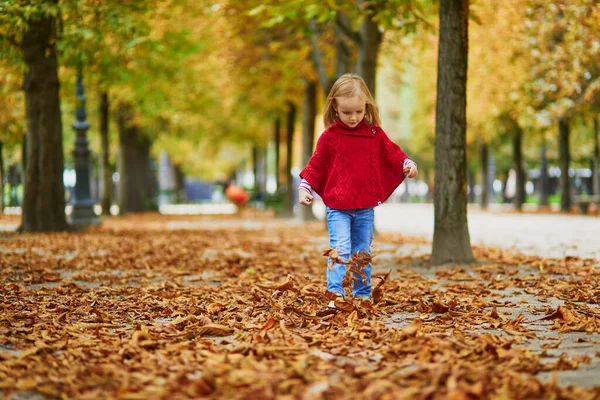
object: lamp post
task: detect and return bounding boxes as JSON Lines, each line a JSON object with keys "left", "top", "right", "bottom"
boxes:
{"left": 68, "top": 70, "right": 100, "bottom": 229}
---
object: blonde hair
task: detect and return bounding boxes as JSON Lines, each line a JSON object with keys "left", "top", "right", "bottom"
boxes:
{"left": 323, "top": 74, "right": 381, "bottom": 128}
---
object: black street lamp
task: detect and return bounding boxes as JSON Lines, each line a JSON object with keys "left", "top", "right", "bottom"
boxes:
{"left": 68, "top": 70, "right": 100, "bottom": 229}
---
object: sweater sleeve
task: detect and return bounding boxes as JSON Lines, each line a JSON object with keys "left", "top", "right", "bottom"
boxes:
{"left": 299, "top": 133, "right": 329, "bottom": 194}
{"left": 381, "top": 130, "right": 409, "bottom": 171}
{"left": 379, "top": 129, "right": 410, "bottom": 202}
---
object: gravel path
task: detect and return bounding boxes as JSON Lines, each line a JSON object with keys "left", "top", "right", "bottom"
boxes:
{"left": 373, "top": 203, "right": 600, "bottom": 261}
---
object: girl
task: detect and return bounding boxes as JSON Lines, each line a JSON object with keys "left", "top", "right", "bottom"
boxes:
{"left": 298, "top": 74, "right": 418, "bottom": 304}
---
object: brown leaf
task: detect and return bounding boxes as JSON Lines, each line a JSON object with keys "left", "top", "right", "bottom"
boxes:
{"left": 539, "top": 306, "right": 576, "bottom": 322}
{"left": 256, "top": 274, "right": 295, "bottom": 291}
{"left": 399, "top": 318, "right": 423, "bottom": 339}
{"left": 259, "top": 317, "right": 277, "bottom": 336}
{"left": 322, "top": 248, "right": 349, "bottom": 266}
{"left": 372, "top": 270, "right": 391, "bottom": 305}
{"left": 196, "top": 324, "right": 234, "bottom": 337}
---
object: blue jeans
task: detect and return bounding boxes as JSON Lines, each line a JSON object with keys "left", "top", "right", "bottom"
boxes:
{"left": 326, "top": 207, "right": 374, "bottom": 298}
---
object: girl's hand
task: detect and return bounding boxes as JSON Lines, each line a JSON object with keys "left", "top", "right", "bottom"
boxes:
{"left": 403, "top": 162, "right": 418, "bottom": 178}
{"left": 299, "top": 190, "right": 313, "bottom": 206}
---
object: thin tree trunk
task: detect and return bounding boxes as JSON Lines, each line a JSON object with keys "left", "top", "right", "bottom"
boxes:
{"left": 513, "top": 124, "right": 526, "bottom": 210}
{"left": 310, "top": 18, "right": 333, "bottom": 95}
{"left": 467, "top": 167, "right": 475, "bottom": 203}
{"left": 594, "top": 116, "right": 599, "bottom": 196}
{"left": 430, "top": 0, "right": 474, "bottom": 265}
{"left": 252, "top": 145, "right": 259, "bottom": 198}
{"left": 301, "top": 80, "right": 317, "bottom": 221}
{"left": 252, "top": 145, "right": 266, "bottom": 201}
{"left": 335, "top": 12, "right": 352, "bottom": 81}
{"left": 259, "top": 147, "right": 267, "bottom": 200}
{"left": 311, "top": 12, "right": 351, "bottom": 96}
{"left": 283, "top": 102, "right": 296, "bottom": 217}
{"left": 99, "top": 91, "right": 111, "bottom": 215}
{"left": 274, "top": 117, "right": 281, "bottom": 191}
{"left": 479, "top": 141, "right": 489, "bottom": 209}
{"left": 539, "top": 141, "right": 550, "bottom": 207}
{"left": 21, "top": 135, "right": 27, "bottom": 173}
{"left": 174, "top": 165, "right": 185, "bottom": 203}
{"left": 116, "top": 103, "right": 154, "bottom": 214}
{"left": 558, "top": 118, "right": 571, "bottom": 212}
{"left": 354, "top": 0, "right": 382, "bottom": 96}
{"left": 20, "top": 3, "right": 69, "bottom": 232}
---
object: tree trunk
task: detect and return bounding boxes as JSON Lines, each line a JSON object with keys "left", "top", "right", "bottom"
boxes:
{"left": 467, "top": 167, "right": 475, "bottom": 203}
{"left": 354, "top": 0, "right": 382, "bottom": 96}
{"left": 479, "top": 141, "right": 489, "bottom": 209}
{"left": 430, "top": 0, "right": 474, "bottom": 265}
{"left": 283, "top": 102, "right": 296, "bottom": 216}
{"left": 558, "top": 118, "right": 571, "bottom": 212}
{"left": 20, "top": 5, "right": 69, "bottom": 232}
{"left": 539, "top": 141, "right": 550, "bottom": 206}
{"left": 99, "top": 91, "right": 112, "bottom": 215}
{"left": 513, "top": 124, "right": 526, "bottom": 211}
{"left": 594, "top": 116, "right": 599, "bottom": 196}
{"left": 301, "top": 80, "right": 317, "bottom": 221}
{"left": 252, "top": 145, "right": 259, "bottom": 198}
{"left": 21, "top": 135, "right": 27, "bottom": 173}
{"left": 335, "top": 12, "right": 352, "bottom": 82}
{"left": 310, "top": 12, "right": 352, "bottom": 96}
{"left": 0, "top": 141, "right": 4, "bottom": 214}
{"left": 174, "top": 165, "right": 186, "bottom": 203}
{"left": 115, "top": 103, "right": 155, "bottom": 214}
{"left": 252, "top": 145, "right": 266, "bottom": 201}
{"left": 274, "top": 117, "right": 281, "bottom": 191}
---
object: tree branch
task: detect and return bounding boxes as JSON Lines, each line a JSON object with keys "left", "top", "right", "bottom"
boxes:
{"left": 336, "top": 11, "right": 360, "bottom": 45}
{"left": 309, "top": 18, "right": 332, "bottom": 94}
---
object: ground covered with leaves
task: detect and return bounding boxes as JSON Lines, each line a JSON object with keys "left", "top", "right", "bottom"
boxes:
{"left": 1, "top": 213, "right": 599, "bottom": 399}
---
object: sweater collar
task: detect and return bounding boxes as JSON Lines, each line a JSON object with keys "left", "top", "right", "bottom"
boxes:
{"left": 329, "top": 118, "right": 378, "bottom": 137}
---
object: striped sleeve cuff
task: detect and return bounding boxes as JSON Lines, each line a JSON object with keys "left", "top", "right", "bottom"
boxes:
{"left": 403, "top": 159, "right": 417, "bottom": 168}
{"left": 299, "top": 179, "right": 313, "bottom": 194}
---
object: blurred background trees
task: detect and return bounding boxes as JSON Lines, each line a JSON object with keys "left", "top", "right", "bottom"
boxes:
{"left": 0, "top": 0, "right": 598, "bottom": 234}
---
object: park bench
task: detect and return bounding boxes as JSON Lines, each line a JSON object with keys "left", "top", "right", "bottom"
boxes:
{"left": 573, "top": 195, "right": 600, "bottom": 214}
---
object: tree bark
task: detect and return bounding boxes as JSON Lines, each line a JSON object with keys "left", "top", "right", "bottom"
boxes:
{"left": 20, "top": 4, "right": 69, "bottom": 232}
{"left": 301, "top": 80, "right": 317, "bottom": 221}
{"left": 274, "top": 117, "right": 281, "bottom": 191}
{"left": 283, "top": 102, "right": 296, "bottom": 216}
{"left": 115, "top": 103, "right": 155, "bottom": 214}
{"left": 539, "top": 141, "right": 550, "bottom": 206}
{"left": 479, "top": 141, "right": 489, "bottom": 209}
{"left": 558, "top": 118, "right": 571, "bottom": 212}
{"left": 354, "top": 0, "right": 382, "bottom": 96}
{"left": 594, "top": 116, "right": 599, "bottom": 196}
{"left": 513, "top": 124, "right": 526, "bottom": 211}
{"left": 99, "top": 91, "right": 112, "bottom": 215}
{"left": 430, "top": 0, "right": 474, "bottom": 265}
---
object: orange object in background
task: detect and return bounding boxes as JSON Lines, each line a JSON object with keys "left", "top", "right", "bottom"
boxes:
{"left": 224, "top": 185, "right": 250, "bottom": 206}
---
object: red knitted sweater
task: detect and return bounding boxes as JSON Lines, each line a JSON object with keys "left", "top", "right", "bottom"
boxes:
{"left": 300, "top": 118, "right": 409, "bottom": 210}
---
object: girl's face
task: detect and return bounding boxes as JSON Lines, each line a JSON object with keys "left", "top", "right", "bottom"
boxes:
{"left": 335, "top": 96, "right": 366, "bottom": 128}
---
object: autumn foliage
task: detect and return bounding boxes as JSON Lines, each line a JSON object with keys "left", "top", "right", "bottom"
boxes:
{"left": 0, "top": 214, "right": 599, "bottom": 399}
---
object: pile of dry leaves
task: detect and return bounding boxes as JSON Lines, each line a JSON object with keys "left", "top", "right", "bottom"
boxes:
{"left": 0, "top": 213, "right": 599, "bottom": 399}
